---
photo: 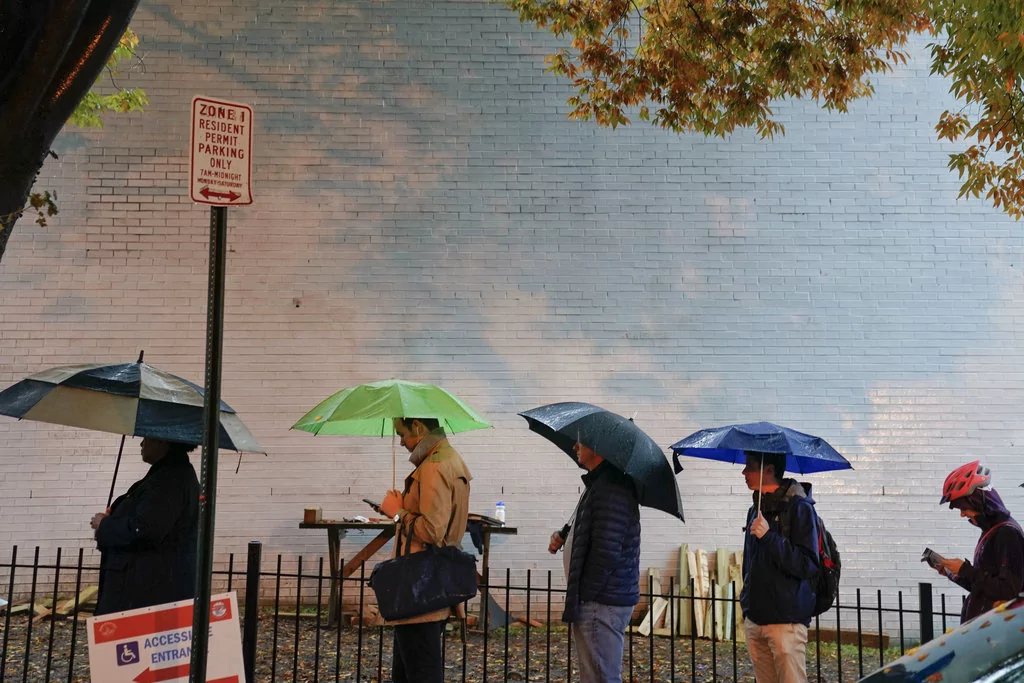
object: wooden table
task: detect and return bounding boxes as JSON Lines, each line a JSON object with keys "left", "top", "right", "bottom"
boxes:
{"left": 299, "top": 521, "right": 396, "bottom": 627}
{"left": 472, "top": 523, "right": 517, "bottom": 629}
{"left": 300, "top": 519, "right": 517, "bottom": 627}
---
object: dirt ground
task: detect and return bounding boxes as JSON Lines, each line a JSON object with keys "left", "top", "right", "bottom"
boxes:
{"left": 0, "top": 613, "right": 899, "bottom": 682}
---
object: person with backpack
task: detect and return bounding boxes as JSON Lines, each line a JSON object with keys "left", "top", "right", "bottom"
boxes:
{"left": 930, "top": 461, "right": 1024, "bottom": 623}
{"left": 740, "top": 451, "right": 821, "bottom": 683}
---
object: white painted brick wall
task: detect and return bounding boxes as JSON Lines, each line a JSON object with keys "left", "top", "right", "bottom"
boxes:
{"left": 2, "top": 0, "right": 1023, "bottom": 634}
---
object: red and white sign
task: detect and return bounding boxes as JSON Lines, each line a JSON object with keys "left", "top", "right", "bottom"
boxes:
{"left": 190, "top": 96, "right": 253, "bottom": 205}
{"left": 87, "top": 592, "right": 245, "bottom": 683}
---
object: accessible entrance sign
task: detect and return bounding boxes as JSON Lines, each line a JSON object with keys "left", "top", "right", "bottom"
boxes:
{"left": 87, "top": 592, "right": 245, "bottom": 682}
{"left": 190, "top": 96, "right": 253, "bottom": 205}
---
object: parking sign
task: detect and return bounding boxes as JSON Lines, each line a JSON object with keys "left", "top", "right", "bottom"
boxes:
{"left": 190, "top": 96, "right": 253, "bottom": 205}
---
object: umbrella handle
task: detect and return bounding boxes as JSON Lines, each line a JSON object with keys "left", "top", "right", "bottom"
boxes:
{"left": 106, "top": 434, "right": 128, "bottom": 510}
{"left": 757, "top": 461, "right": 763, "bottom": 516}
{"left": 104, "top": 349, "right": 143, "bottom": 510}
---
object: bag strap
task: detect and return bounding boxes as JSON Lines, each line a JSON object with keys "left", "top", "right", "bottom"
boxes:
{"left": 440, "top": 483, "right": 461, "bottom": 544}
{"left": 402, "top": 520, "right": 417, "bottom": 555}
{"left": 780, "top": 502, "right": 827, "bottom": 561}
{"left": 398, "top": 476, "right": 465, "bottom": 555}
{"left": 979, "top": 520, "right": 1020, "bottom": 546}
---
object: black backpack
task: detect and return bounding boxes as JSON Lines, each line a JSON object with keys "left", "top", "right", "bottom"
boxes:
{"left": 780, "top": 504, "right": 841, "bottom": 616}
{"left": 812, "top": 513, "right": 841, "bottom": 616}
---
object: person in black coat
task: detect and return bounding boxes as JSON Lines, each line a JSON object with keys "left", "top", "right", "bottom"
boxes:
{"left": 90, "top": 438, "right": 200, "bottom": 615}
{"left": 548, "top": 442, "right": 641, "bottom": 683}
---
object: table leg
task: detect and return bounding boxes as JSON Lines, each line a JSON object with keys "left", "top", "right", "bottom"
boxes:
{"left": 479, "top": 528, "right": 491, "bottom": 628}
{"left": 341, "top": 527, "right": 396, "bottom": 578}
{"left": 327, "top": 528, "right": 341, "bottom": 627}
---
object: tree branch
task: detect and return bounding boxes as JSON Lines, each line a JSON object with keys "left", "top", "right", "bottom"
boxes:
{"left": 0, "top": 0, "right": 142, "bottom": 262}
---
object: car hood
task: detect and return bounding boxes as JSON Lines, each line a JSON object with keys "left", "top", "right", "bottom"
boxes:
{"left": 859, "top": 594, "right": 1024, "bottom": 682}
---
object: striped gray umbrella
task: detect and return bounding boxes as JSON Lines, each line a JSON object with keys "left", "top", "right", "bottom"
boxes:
{"left": 0, "top": 359, "right": 264, "bottom": 453}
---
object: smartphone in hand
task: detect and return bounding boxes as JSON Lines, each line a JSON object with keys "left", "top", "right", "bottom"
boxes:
{"left": 921, "top": 547, "right": 944, "bottom": 569}
{"left": 363, "top": 498, "right": 383, "bottom": 514}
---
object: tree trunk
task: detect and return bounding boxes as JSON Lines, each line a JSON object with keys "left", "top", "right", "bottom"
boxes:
{"left": 0, "top": 0, "right": 141, "bottom": 263}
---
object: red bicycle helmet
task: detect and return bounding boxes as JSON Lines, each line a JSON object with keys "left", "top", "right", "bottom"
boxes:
{"left": 940, "top": 461, "right": 991, "bottom": 505}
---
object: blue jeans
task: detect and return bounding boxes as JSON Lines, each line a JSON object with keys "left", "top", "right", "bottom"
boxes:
{"left": 572, "top": 601, "right": 633, "bottom": 683}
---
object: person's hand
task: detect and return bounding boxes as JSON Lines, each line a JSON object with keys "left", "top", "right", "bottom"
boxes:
{"left": 90, "top": 512, "right": 108, "bottom": 530}
{"left": 548, "top": 530, "right": 566, "bottom": 554}
{"left": 940, "top": 558, "right": 964, "bottom": 575}
{"left": 750, "top": 512, "right": 769, "bottom": 539}
{"left": 380, "top": 490, "right": 403, "bottom": 518}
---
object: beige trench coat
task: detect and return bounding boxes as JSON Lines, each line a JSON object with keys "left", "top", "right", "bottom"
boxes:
{"left": 387, "top": 438, "right": 472, "bottom": 625}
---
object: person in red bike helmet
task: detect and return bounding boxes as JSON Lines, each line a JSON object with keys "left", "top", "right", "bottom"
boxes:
{"left": 927, "top": 461, "right": 1024, "bottom": 622}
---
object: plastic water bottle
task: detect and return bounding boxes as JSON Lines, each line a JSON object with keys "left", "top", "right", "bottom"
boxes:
{"left": 495, "top": 500, "right": 506, "bottom": 524}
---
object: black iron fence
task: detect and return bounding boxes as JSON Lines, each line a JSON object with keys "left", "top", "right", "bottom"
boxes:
{"left": 1, "top": 543, "right": 963, "bottom": 682}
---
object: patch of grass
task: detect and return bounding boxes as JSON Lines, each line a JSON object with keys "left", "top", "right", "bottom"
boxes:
{"left": 812, "top": 640, "right": 908, "bottom": 663}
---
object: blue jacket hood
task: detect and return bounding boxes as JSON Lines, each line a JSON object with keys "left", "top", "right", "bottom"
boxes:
{"left": 751, "top": 479, "right": 815, "bottom": 512}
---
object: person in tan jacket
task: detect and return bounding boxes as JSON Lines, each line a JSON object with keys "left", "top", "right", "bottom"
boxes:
{"left": 379, "top": 417, "right": 472, "bottom": 683}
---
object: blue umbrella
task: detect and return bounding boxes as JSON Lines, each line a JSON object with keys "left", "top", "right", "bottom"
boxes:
{"left": 671, "top": 422, "right": 851, "bottom": 513}
{"left": 670, "top": 421, "right": 851, "bottom": 475}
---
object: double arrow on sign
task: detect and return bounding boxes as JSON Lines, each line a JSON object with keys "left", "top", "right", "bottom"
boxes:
{"left": 199, "top": 187, "right": 242, "bottom": 202}
{"left": 133, "top": 664, "right": 239, "bottom": 683}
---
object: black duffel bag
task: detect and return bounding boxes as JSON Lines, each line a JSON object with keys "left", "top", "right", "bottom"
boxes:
{"left": 369, "top": 527, "right": 478, "bottom": 621}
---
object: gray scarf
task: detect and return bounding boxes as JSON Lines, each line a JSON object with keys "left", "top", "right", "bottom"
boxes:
{"left": 409, "top": 429, "right": 447, "bottom": 467}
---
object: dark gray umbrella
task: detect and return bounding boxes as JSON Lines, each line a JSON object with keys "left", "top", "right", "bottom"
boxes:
{"left": 519, "top": 402, "right": 684, "bottom": 521}
{"left": 0, "top": 359, "right": 263, "bottom": 452}
{"left": 0, "top": 355, "right": 265, "bottom": 508}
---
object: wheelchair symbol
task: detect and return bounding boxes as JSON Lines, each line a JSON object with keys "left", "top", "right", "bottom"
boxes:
{"left": 117, "top": 641, "right": 140, "bottom": 666}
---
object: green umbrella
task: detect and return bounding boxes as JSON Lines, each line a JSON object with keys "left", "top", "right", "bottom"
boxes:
{"left": 292, "top": 379, "right": 491, "bottom": 436}
{"left": 291, "top": 379, "right": 491, "bottom": 486}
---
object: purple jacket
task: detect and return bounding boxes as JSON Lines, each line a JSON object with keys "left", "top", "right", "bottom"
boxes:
{"left": 954, "top": 488, "right": 1024, "bottom": 622}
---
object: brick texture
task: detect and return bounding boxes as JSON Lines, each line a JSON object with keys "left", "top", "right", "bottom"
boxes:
{"left": 2, "top": 0, "right": 1023, "bottom": 633}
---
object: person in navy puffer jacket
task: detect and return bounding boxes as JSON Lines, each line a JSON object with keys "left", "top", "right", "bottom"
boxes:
{"left": 548, "top": 440, "right": 641, "bottom": 683}
{"left": 740, "top": 451, "right": 820, "bottom": 683}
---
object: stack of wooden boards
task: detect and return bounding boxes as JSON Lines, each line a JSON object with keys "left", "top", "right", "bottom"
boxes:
{"left": 0, "top": 585, "right": 98, "bottom": 623}
{"left": 635, "top": 545, "right": 744, "bottom": 642}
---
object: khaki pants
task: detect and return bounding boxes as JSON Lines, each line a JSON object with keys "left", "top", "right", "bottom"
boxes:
{"left": 744, "top": 618, "right": 808, "bottom": 683}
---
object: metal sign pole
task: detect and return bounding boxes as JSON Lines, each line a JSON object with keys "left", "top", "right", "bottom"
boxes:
{"left": 190, "top": 205, "right": 227, "bottom": 682}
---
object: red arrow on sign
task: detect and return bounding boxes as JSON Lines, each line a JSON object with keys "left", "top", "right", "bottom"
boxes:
{"left": 199, "top": 187, "right": 242, "bottom": 202}
{"left": 132, "top": 664, "right": 240, "bottom": 683}
{"left": 133, "top": 663, "right": 190, "bottom": 682}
